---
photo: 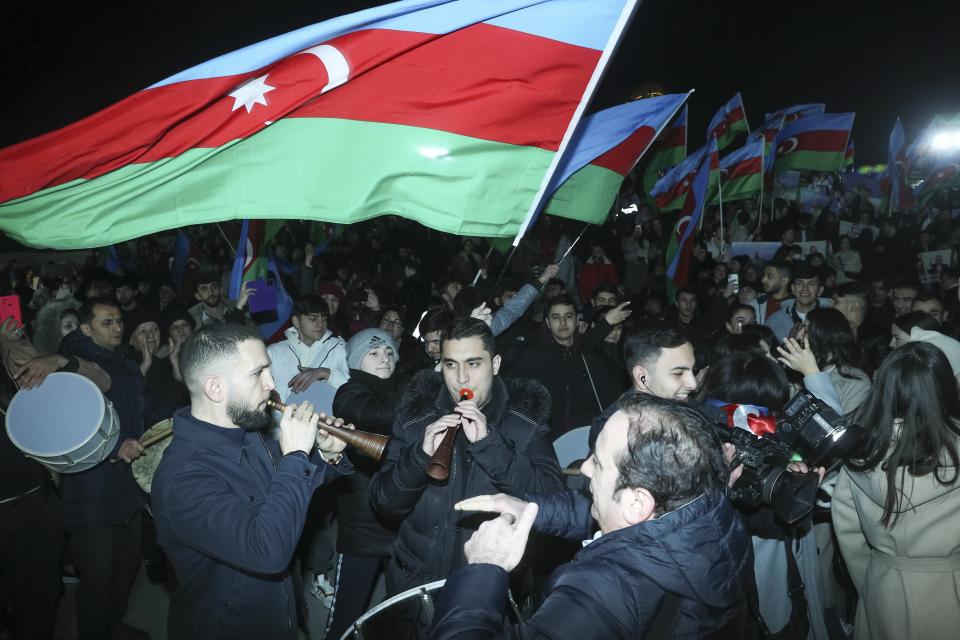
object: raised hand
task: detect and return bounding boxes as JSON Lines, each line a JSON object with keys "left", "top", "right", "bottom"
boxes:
{"left": 463, "top": 502, "right": 539, "bottom": 571}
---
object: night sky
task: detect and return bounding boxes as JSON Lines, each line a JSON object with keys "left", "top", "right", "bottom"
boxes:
{"left": 2, "top": 0, "right": 959, "bottom": 164}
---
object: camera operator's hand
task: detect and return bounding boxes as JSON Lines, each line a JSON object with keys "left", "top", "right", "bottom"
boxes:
{"left": 722, "top": 443, "right": 744, "bottom": 488}
{"left": 776, "top": 337, "right": 820, "bottom": 376}
{"left": 787, "top": 461, "right": 826, "bottom": 484}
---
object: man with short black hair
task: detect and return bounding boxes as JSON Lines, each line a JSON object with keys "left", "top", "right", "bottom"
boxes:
{"left": 152, "top": 323, "right": 351, "bottom": 640}
{"left": 890, "top": 276, "right": 922, "bottom": 318}
{"left": 432, "top": 394, "right": 752, "bottom": 639}
{"left": 588, "top": 325, "right": 696, "bottom": 449}
{"left": 912, "top": 292, "right": 947, "bottom": 324}
{"left": 267, "top": 295, "right": 349, "bottom": 400}
{"left": 510, "top": 295, "right": 620, "bottom": 438}
{"left": 752, "top": 260, "right": 792, "bottom": 323}
{"left": 370, "top": 318, "right": 563, "bottom": 595}
{"left": 765, "top": 263, "right": 830, "bottom": 341}
{"left": 187, "top": 271, "right": 253, "bottom": 328}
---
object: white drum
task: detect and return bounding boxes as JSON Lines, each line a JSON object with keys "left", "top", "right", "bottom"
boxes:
{"left": 339, "top": 579, "right": 521, "bottom": 640}
{"left": 269, "top": 382, "right": 337, "bottom": 439}
{"left": 5, "top": 371, "right": 119, "bottom": 473}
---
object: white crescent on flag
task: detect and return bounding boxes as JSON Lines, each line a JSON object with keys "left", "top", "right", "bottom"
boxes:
{"left": 675, "top": 215, "right": 691, "bottom": 235}
{"left": 303, "top": 44, "right": 350, "bottom": 94}
{"left": 778, "top": 136, "right": 799, "bottom": 155}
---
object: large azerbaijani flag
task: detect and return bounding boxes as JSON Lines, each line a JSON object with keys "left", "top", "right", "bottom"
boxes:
{"left": 771, "top": 112, "right": 855, "bottom": 175}
{"left": 666, "top": 136, "right": 718, "bottom": 290}
{"left": 706, "top": 92, "right": 749, "bottom": 151}
{"left": 888, "top": 119, "right": 916, "bottom": 211}
{"left": 0, "top": 0, "right": 638, "bottom": 249}
{"left": 543, "top": 92, "right": 690, "bottom": 223}
{"left": 641, "top": 105, "right": 687, "bottom": 206}
{"left": 710, "top": 138, "right": 763, "bottom": 204}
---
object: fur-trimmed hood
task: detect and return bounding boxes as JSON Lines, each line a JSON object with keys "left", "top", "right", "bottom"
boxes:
{"left": 400, "top": 369, "right": 551, "bottom": 428}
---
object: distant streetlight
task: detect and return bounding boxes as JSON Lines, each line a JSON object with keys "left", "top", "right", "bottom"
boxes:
{"left": 930, "top": 129, "right": 960, "bottom": 153}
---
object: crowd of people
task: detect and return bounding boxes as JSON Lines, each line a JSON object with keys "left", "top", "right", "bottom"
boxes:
{"left": 2, "top": 181, "right": 960, "bottom": 639}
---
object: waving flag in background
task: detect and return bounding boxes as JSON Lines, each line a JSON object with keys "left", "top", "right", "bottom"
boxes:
{"left": 764, "top": 103, "right": 826, "bottom": 124}
{"left": 666, "top": 137, "right": 719, "bottom": 292}
{"left": 651, "top": 143, "right": 708, "bottom": 212}
{"left": 711, "top": 138, "right": 764, "bottom": 204}
{"left": 916, "top": 159, "right": 960, "bottom": 209}
{"left": 843, "top": 139, "right": 855, "bottom": 171}
{"left": 888, "top": 119, "right": 917, "bottom": 211}
{"left": 771, "top": 112, "right": 855, "bottom": 176}
{"left": 228, "top": 219, "right": 285, "bottom": 300}
{"left": 0, "top": 0, "right": 638, "bottom": 249}
{"left": 641, "top": 106, "right": 688, "bottom": 206}
{"left": 706, "top": 92, "right": 749, "bottom": 151}
{"left": 543, "top": 92, "right": 691, "bottom": 224}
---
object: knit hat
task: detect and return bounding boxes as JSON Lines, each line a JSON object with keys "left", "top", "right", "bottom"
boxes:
{"left": 123, "top": 304, "right": 160, "bottom": 343}
{"left": 346, "top": 328, "right": 398, "bottom": 370}
{"left": 909, "top": 328, "right": 960, "bottom": 377}
{"left": 314, "top": 280, "right": 345, "bottom": 303}
{"left": 160, "top": 304, "right": 195, "bottom": 341}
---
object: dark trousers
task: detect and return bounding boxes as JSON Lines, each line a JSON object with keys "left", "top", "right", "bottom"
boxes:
{"left": 325, "top": 554, "right": 385, "bottom": 640}
{"left": 68, "top": 513, "right": 142, "bottom": 640}
{"left": 0, "top": 489, "right": 64, "bottom": 640}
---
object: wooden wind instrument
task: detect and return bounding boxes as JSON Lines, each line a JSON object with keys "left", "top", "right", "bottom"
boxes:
{"left": 426, "top": 388, "right": 473, "bottom": 481}
{"left": 266, "top": 399, "right": 389, "bottom": 461}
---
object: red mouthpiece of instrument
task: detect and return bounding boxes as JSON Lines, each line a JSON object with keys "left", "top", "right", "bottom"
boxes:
{"left": 459, "top": 388, "right": 474, "bottom": 401}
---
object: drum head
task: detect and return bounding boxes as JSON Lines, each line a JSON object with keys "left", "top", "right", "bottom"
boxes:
{"left": 5, "top": 372, "right": 106, "bottom": 456}
{"left": 270, "top": 382, "right": 337, "bottom": 432}
{"left": 132, "top": 419, "right": 174, "bottom": 494}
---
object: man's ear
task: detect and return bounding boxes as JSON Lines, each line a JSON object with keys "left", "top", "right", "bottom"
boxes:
{"left": 631, "top": 364, "right": 649, "bottom": 391}
{"left": 492, "top": 354, "right": 502, "bottom": 376}
{"left": 194, "top": 290, "right": 202, "bottom": 302}
{"left": 623, "top": 487, "right": 656, "bottom": 525}
{"left": 80, "top": 323, "right": 93, "bottom": 337}
{"left": 291, "top": 315, "right": 302, "bottom": 333}
{"left": 202, "top": 375, "right": 224, "bottom": 403}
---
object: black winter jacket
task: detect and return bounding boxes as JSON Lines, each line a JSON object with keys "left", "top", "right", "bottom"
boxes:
{"left": 331, "top": 368, "right": 401, "bottom": 556}
{"left": 431, "top": 489, "right": 753, "bottom": 639}
{"left": 369, "top": 371, "right": 563, "bottom": 594}
{"left": 58, "top": 329, "right": 170, "bottom": 530}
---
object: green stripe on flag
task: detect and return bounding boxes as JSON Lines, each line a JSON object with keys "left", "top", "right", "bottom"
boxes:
{"left": 543, "top": 163, "right": 623, "bottom": 224}
{"left": 775, "top": 150, "right": 844, "bottom": 175}
{"left": 711, "top": 173, "right": 762, "bottom": 204}
{"left": 1, "top": 118, "right": 554, "bottom": 249}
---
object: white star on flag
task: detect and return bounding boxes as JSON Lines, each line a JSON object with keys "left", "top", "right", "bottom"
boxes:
{"left": 229, "top": 75, "right": 275, "bottom": 114}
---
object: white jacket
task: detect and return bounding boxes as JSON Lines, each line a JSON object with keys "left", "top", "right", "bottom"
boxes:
{"left": 266, "top": 327, "right": 349, "bottom": 402}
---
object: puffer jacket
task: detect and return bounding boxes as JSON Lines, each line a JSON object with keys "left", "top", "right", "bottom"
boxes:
{"left": 369, "top": 371, "right": 564, "bottom": 594}
{"left": 331, "top": 368, "right": 401, "bottom": 557}
{"left": 431, "top": 489, "right": 753, "bottom": 639}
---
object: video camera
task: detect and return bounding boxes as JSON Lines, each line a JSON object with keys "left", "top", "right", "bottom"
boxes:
{"left": 715, "top": 390, "right": 865, "bottom": 524}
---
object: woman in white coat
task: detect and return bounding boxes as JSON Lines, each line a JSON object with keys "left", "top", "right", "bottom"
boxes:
{"left": 833, "top": 341, "right": 960, "bottom": 640}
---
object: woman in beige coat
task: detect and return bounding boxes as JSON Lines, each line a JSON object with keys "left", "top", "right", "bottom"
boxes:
{"left": 833, "top": 341, "right": 960, "bottom": 640}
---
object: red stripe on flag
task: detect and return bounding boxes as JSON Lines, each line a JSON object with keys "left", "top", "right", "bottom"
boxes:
{"left": 590, "top": 127, "right": 657, "bottom": 174}
{"left": 725, "top": 156, "right": 762, "bottom": 180}
{"left": 1, "top": 24, "right": 599, "bottom": 202}
{"left": 777, "top": 129, "right": 850, "bottom": 155}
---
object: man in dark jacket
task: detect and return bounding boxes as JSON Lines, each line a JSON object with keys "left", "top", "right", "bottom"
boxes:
{"left": 151, "top": 323, "right": 352, "bottom": 640}
{"left": 508, "top": 294, "right": 618, "bottom": 439}
{"left": 432, "top": 394, "right": 753, "bottom": 639}
{"left": 370, "top": 318, "right": 564, "bottom": 595}
{"left": 60, "top": 297, "right": 170, "bottom": 640}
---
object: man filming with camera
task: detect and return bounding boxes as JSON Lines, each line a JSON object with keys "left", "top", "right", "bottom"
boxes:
{"left": 431, "top": 394, "right": 753, "bottom": 639}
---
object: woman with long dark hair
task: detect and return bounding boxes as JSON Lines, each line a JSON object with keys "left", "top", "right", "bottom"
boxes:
{"left": 833, "top": 342, "right": 960, "bottom": 640}
{"left": 778, "top": 307, "right": 871, "bottom": 414}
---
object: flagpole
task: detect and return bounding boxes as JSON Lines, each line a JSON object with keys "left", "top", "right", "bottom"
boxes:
{"left": 509, "top": 0, "right": 641, "bottom": 248}
{"left": 217, "top": 223, "right": 238, "bottom": 258}
{"left": 758, "top": 140, "right": 765, "bottom": 231}
{"left": 718, "top": 169, "right": 725, "bottom": 256}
